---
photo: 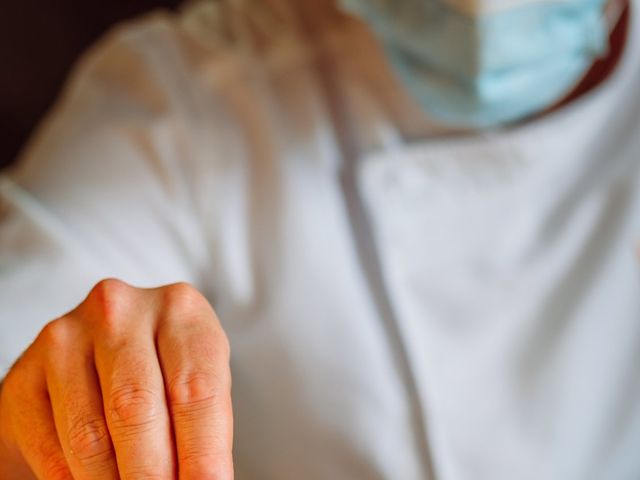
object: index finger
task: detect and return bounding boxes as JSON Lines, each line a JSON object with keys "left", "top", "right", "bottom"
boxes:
{"left": 156, "top": 284, "right": 233, "bottom": 480}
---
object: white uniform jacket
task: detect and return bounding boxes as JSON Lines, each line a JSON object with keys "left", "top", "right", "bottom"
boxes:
{"left": 1, "top": 1, "right": 640, "bottom": 478}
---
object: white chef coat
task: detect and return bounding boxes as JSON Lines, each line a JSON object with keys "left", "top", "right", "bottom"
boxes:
{"left": 1, "top": 0, "right": 639, "bottom": 478}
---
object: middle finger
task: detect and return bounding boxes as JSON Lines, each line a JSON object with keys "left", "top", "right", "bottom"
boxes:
{"left": 95, "top": 327, "right": 176, "bottom": 479}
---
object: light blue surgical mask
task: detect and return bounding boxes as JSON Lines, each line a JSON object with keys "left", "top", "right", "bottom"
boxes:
{"left": 339, "top": 0, "right": 610, "bottom": 128}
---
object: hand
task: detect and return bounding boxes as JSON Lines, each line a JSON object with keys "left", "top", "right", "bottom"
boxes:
{"left": 0, "top": 279, "right": 233, "bottom": 480}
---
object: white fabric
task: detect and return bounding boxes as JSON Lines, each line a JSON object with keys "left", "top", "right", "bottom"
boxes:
{"left": 1, "top": 1, "right": 639, "bottom": 478}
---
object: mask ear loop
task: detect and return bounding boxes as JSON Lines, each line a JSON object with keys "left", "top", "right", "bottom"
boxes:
{"left": 526, "top": 0, "right": 630, "bottom": 124}
{"left": 605, "top": 0, "right": 629, "bottom": 32}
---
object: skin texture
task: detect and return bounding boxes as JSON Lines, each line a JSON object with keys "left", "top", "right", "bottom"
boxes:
{"left": 0, "top": 279, "right": 233, "bottom": 480}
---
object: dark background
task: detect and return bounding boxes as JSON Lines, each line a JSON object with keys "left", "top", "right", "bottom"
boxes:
{"left": 0, "top": 0, "right": 181, "bottom": 169}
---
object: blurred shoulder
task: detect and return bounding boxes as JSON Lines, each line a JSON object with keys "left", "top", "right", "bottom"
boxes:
{"left": 73, "top": 0, "right": 352, "bottom": 93}
{"left": 55, "top": 0, "right": 364, "bottom": 144}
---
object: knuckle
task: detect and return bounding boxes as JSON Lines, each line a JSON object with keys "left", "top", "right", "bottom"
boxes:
{"left": 38, "top": 318, "right": 73, "bottom": 350}
{"left": 86, "top": 278, "right": 132, "bottom": 326}
{"left": 179, "top": 451, "right": 230, "bottom": 480}
{"left": 162, "top": 282, "right": 210, "bottom": 318}
{"left": 167, "top": 371, "right": 220, "bottom": 408}
{"left": 108, "top": 384, "right": 161, "bottom": 429}
{"left": 90, "top": 278, "right": 130, "bottom": 302}
{"left": 67, "top": 416, "right": 112, "bottom": 464}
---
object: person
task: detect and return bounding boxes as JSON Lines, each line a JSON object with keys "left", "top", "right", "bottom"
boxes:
{"left": 0, "top": 0, "right": 637, "bottom": 478}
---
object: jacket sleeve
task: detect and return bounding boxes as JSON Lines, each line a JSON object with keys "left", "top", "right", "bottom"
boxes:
{"left": 0, "top": 13, "right": 215, "bottom": 374}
